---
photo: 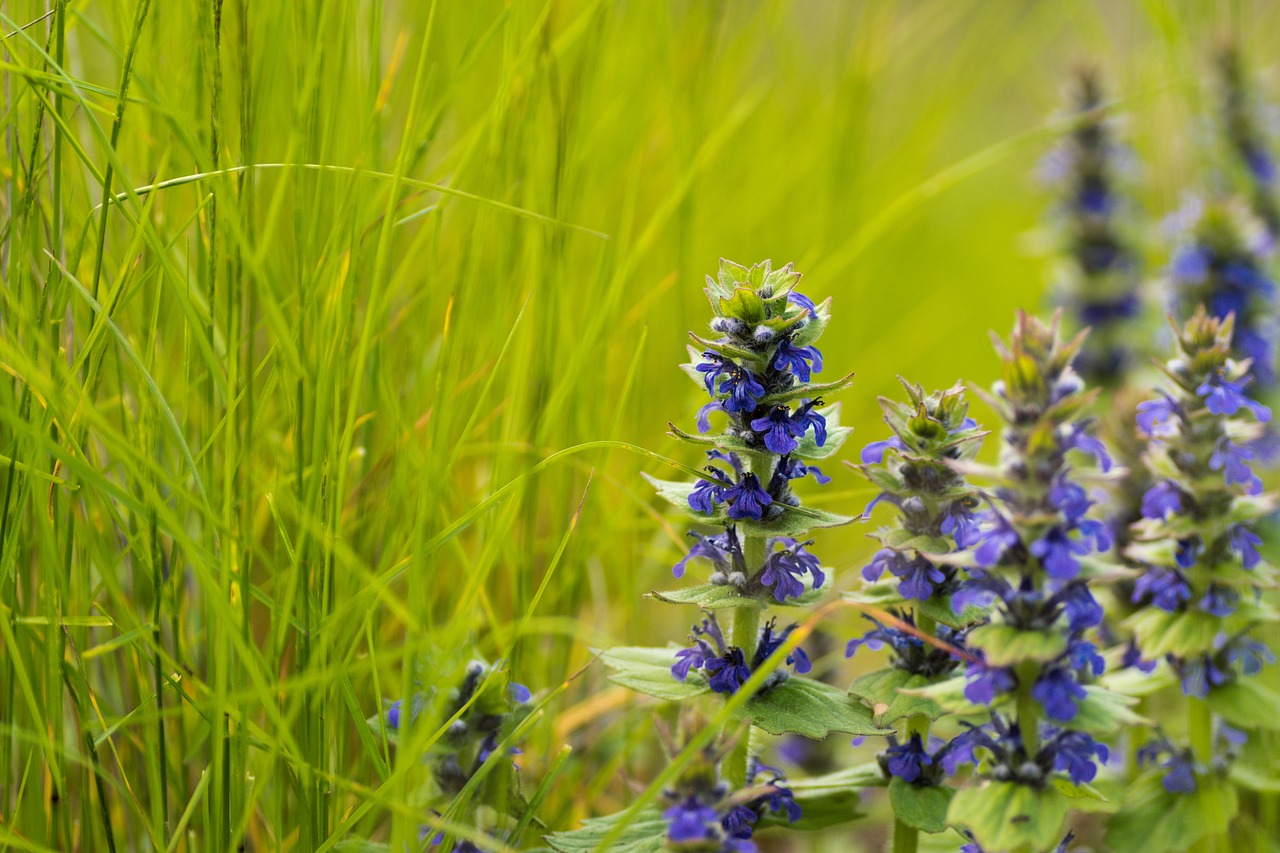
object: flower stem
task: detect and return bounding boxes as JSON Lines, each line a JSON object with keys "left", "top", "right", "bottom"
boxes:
{"left": 1189, "top": 697, "right": 1220, "bottom": 853}
{"left": 892, "top": 712, "right": 932, "bottom": 853}
{"left": 1015, "top": 661, "right": 1042, "bottom": 758}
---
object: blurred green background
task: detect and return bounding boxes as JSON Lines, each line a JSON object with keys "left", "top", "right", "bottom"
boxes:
{"left": 1, "top": 0, "right": 1277, "bottom": 849}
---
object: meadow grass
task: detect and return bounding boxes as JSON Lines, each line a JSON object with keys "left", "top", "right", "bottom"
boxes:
{"left": 1, "top": 1, "right": 1277, "bottom": 850}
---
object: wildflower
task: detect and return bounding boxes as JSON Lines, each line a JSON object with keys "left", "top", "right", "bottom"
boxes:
{"left": 719, "top": 367, "right": 766, "bottom": 413}
{"left": 759, "top": 537, "right": 825, "bottom": 602}
{"left": 1140, "top": 480, "right": 1184, "bottom": 520}
{"left": 773, "top": 338, "right": 823, "bottom": 383}
{"left": 722, "top": 473, "right": 773, "bottom": 521}
{"left": 883, "top": 734, "right": 934, "bottom": 784}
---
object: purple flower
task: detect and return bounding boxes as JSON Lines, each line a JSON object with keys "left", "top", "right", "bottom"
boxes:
{"left": 760, "top": 538, "right": 825, "bottom": 602}
{"left": 863, "top": 548, "right": 947, "bottom": 600}
{"left": 1175, "top": 537, "right": 1200, "bottom": 570}
{"left": 510, "top": 683, "right": 532, "bottom": 703}
{"left": 689, "top": 469, "right": 731, "bottom": 515}
{"left": 1229, "top": 525, "right": 1263, "bottom": 569}
{"left": 1141, "top": 481, "right": 1184, "bottom": 520}
{"left": 884, "top": 734, "right": 933, "bottom": 784}
{"left": 1067, "top": 640, "right": 1106, "bottom": 678}
{"left": 1132, "top": 568, "right": 1191, "bottom": 612}
{"left": 1136, "top": 393, "right": 1180, "bottom": 438}
{"left": 1121, "top": 641, "right": 1158, "bottom": 674}
{"left": 754, "top": 620, "right": 812, "bottom": 675}
{"left": 787, "top": 291, "right": 817, "bottom": 314}
{"left": 674, "top": 530, "right": 735, "bottom": 578}
{"left": 1056, "top": 583, "right": 1104, "bottom": 631}
{"left": 1048, "top": 474, "right": 1091, "bottom": 522}
{"left": 720, "top": 805, "right": 756, "bottom": 840}
{"left": 1033, "top": 666, "right": 1088, "bottom": 721}
{"left": 1137, "top": 738, "right": 1197, "bottom": 794}
{"left": 775, "top": 455, "right": 831, "bottom": 485}
{"left": 696, "top": 352, "right": 729, "bottom": 394}
{"left": 793, "top": 399, "right": 828, "bottom": 446}
{"left": 972, "top": 512, "right": 1020, "bottom": 567}
{"left": 1063, "top": 425, "right": 1113, "bottom": 472}
{"left": 1197, "top": 374, "right": 1271, "bottom": 422}
{"left": 1178, "top": 656, "right": 1231, "bottom": 698}
{"left": 664, "top": 797, "right": 720, "bottom": 843}
{"left": 773, "top": 339, "right": 823, "bottom": 383}
{"left": 1198, "top": 584, "right": 1239, "bottom": 617}
{"left": 964, "top": 661, "right": 1017, "bottom": 705}
{"left": 722, "top": 473, "right": 773, "bottom": 521}
{"left": 860, "top": 435, "right": 904, "bottom": 464}
{"left": 696, "top": 400, "right": 727, "bottom": 433}
{"left": 718, "top": 367, "right": 766, "bottom": 413}
{"left": 1210, "top": 438, "right": 1264, "bottom": 494}
{"left": 1050, "top": 730, "right": 1109, "bottom": 786}
{"left": 941, "top": 501, "right": 983, "bottom": 548}
{"left": 1030, "top": 527, "right": 1085, "bottom": 580}
{"left": 898, "top": 560, "right": 947, "bottom": 601}
{"left": 705, "top": 648, "right": 753, "bottom": 694}
{"left": 750, "top": 406, "right": 804, "bottom": 455}
{"left": 1225, "top": 637, "right": 1275, "bottom": 677}
{"left": 1171, "top": 245, "right": 1210, "bottom": 282}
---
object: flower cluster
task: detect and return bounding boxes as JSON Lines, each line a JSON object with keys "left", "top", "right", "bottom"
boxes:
{"left": 939, "top": 314, "right": 1121, "bottom": 852}
{"left": 1136, "top": 724, "right": 1247, "bottom": 795}
{"left": 662, "top": 752, "right": 801, "bottom": 852}
{"left": 1217, "top": 46, "right": 1280, "bottom": 235}
{"left": 1127, "top": 308, "right": 1275, "bottom": 698}
{"left": 855, "top": 380, "right": 986, "bottom": 604}
{"left": 1167, "top": 198, "right": 1278, "bottom": 392}
{"left": 382, "top": 660, "right": 532, "bottom": 797}
{"left": 673, "top": 615, "right": 812, "bottom": 695}
{"left": 1040, "top": 67, "right": 1143, "bottom": 387}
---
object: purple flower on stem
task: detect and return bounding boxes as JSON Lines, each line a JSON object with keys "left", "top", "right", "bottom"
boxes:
{"left": 1209, "top": 438, "right": 1264, "bottom": 494}
{"left": 1063, "top": 424, "right": 1113, "bottom": 472}
{"left": 1178, "top": 656, "right": 1231, "bottom": 698}
{"left": 1056, "top": 583, "right": 1104, "bottom": 631}
{"left": 1141, "top": 481, "right": 1184, "bottom": 520}
{"left": 696, "top": 352, "right": 729, "bottom": 394}
{"left": 884, "top": 734, "right": 933, "bottom": 783}
{"left": 1050, "top": 730, "right": 1109, "bottom": 786}
{"left": 760, "top": 537, "right": 825, "bottom": 602}
{"left": 696, "top": 400, "right": 727, "bottom": 433}
{"left": 793, "top": 399, "right": 827, "bottom": 446}
{"left": 787, "top": 291, "right": 817, "bottom": 314}
{"left": 963, "top": 661, "right": 1017, "bottom": 705}
{"left": 1033, "top": 666, "right": 1088, "bottom": 721}
{"left": 754, "top": 620, "right": 812, "bottom": 675}
{"left": 689, "top": 468, "right": 732, "bottom": 515}
{"left": 859, "top": 435, "right": 904, "bottom": 464}
{"left": 1198, "top": 584, "right": 1239, "bottom": 617}
{"left": 1048, "top": 474, "right": 1091, "bottom": 522}
{"left": 776, "top": 455, "right": 831, "bottom": 485}
{"left": 664, "top": 797, "right": 720, "bottom": 843}
{"left": 723, "top": 473, "right": 773, "bottom": 521}
{"left": 941, "top": 501, "right": 983, "bottom": 548}
{"left": 673, "top": 530, "right": 735, "bottom": 578}
{"left": 750, "top": 406, "right": 804, "bottom": 455}
{"left": 1136, "top": 738, "right": 1197, "bottom": 794}
{"left": 1131, "top": 568, "right": 1191, "bottom": 612}
{"left": 1136, "top": 394, "right": 1180, "bottom": 438}
{"left": 1229, "top": 525, "right": 1263, "bottom": 569}
{"left": 1030, "top": 527, "right": 1085, "bottom": 580}
{"left": 1197, "top": 374, "right": 1272, "bottom": 422}
{"left": 1225, "top": 637, "right": 1275, "bottom": 677}
{"left": 718, "top": 367, "right": 766, "bottom": 413}
{"left": 972, "top": 512, "right": 1020, "bottom": 567}
{"left": 773, "top": 339, "right": 823, "bottom": 383}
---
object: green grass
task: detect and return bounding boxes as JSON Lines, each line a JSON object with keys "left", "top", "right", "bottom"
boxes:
{"left": 0, "top": 1, "right": 1276, "bottom": 850}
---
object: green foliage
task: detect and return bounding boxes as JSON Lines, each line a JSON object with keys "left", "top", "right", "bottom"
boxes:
{"left": 756, "top": 765, "right": 883, "bottom": 831}
{"left": 849, "top": 669, "right": 947, "bottom": 726}
{"left": 545, "top": 809, "right": 669, "bottom": 853}
{"left": 948, "top": 782, "right": 1069, "bottom": 853}
{"left": 736, "top": 677, "right": 890, "bottom": 739}
{"left": 1107, "top": 772, "right": 1240, "bottom": 853}
{"left": 889, "top": 777, "right": 954, "bottom": 833}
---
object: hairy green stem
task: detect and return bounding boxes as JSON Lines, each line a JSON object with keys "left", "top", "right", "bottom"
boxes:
{"left": 1015, "top": 661, "right": 1042, "bottom": 758}
{"left": 1189, "top": 698, "right": 1219, "bottom": 853}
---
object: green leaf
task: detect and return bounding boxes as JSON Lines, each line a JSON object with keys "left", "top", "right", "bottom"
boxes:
{"left": 1066, "top": 685, "right": 1149, "bottom": 736}
{"left": 738, "top": 677, "right": 891, "bottom": 739}
{"left": 599, "top": 646, "right": 710, "bottom": 702}
{"left": 759, "top": 372, "right": 857, "bottom": 406}
{"left": 889, "top": 777, "right": 954, "bottom": 833}
{"left": 668, "top": 402, "right": 853, "bottom": 461}
{"left": 544, "top": 808, "right": 668, "bottom": 853}
{"left": 1124, "top": 608, "right": 1232, "bottom": 659}
{"left": 966, "top": 624, "right": 1067, "bottom": 666}
{"left": 1230, "top": 762, "right": 1280, "bottom": 794}
{"left": 901, "top": 675, "right": 991, "bottom": 716}
{"left": 849, "top": 668, "right": 946, "bottom": 726}
{"left": 757, "top": 764, "right": 880, "bottom": 831}
{"left": 737, "top": 505, "right": 858, "bottom": 538}
{"left": 947, "top": 781, "right": 1067, "bottom": 853}
{"left": 1106, "top": 771, "right": 1238, "bottom": 853}
{"left": 644, "top": 474, "right": 856, "bottom": 536}
{"left": 1206, "top": 679, "right": 1280, "bottom": 730}
{"left": 1049, "top": 777, "right": 1114, "bottom": 813}
{"left": 719, "top": 286, "right": 768, "bottom": 325}
{"left": 648, "top": 579, "right": 826, "bottom": 610}
{"left": 917, "top": 593, "right": 990, "bottom": 629}
{"left": 790, "top": 297, "right": 833, "bottom": 347}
